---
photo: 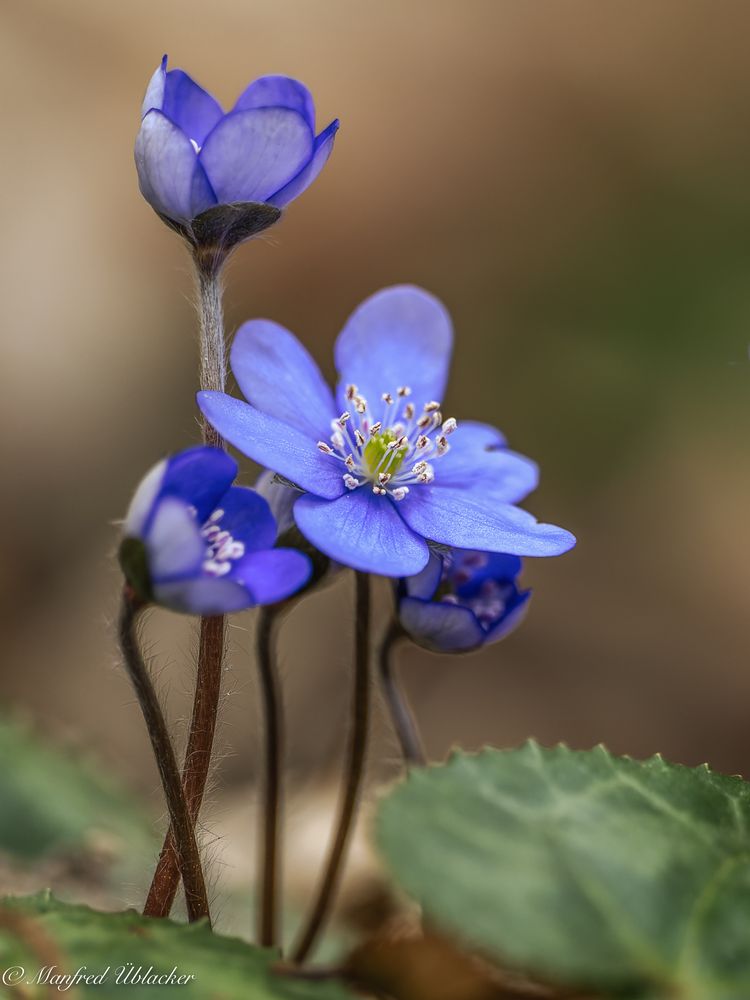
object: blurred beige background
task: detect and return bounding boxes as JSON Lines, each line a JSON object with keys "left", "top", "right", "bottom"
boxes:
{"left": 2, "top": 0, "right": 750, "bottom": 915}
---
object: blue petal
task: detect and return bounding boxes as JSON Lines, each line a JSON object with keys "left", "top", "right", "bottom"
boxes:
{"left": 146, "top": 499, "right": 204, "bottom": 582}
{"left": 453, "top": 551, "right": 522, "bottom": 597}
{"left": 269, "top": 119, "right": 339, "bottom": 208}
{"left": 397, "top": 485, "right": 576, "bottom": 557}
{"left": 255, "top": 470, "right": 298, "bottom": 536}
{"left": 399, "top": 597, "right": 484, "bottom": 653}
{"left": 293, "top": 489, "right": 429, "bottom": 576}
{"left": 438, "top": 422, "right": 538, "bottom": 504}
{"left": 158, "top": 446, "right": 237, "bottom": 527}
{"left": 162, "top": 68, "right": 224, "bottom": 145}
{"left": 404, "top": 549, "right": 444, "bottom": 600}
{"left": 212, "top": 486, "right": 277, "bottom": 553}
{"left": 234, "top": 75, "right": 315, "bottom": 129}
{"left": 197, "top": 392, "right": 345, "bottom": 500}
{"left": 231, "top": 548, "right": 312, "bottom": 604}
{"left": 141, "top": 56, "right": 167, "bottom": 118}
{"left": 484, "top": 590, "right": 531, "bottom": 644}
{"left": 135, "top": 110, "right": 216, "bottom": 223}
{"left": 199, "top": 108, "right": 313, "bottom": 205}
{"left": 154, "top": 576, "right": 252, "bottom": 615}
{"left": 334, "top": 286, "right": 453, "bottom": 410}
{"left": 231, "top": 320, "right": 336, "bottom": 439}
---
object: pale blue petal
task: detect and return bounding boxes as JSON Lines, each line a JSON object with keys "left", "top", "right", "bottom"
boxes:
{"left": 437, "top": 423, "right": 538, "bottom": 504}
{"left": 199, "top": 108, "right": 313, "bottom": 204}
{"left": 231, "top": 320, "right": 336, "bottom": 439}
{"left": 197, "top": 392, "right": 345, "bottom": 500}
{"left": 124, "top": 459, "right": 167, "bottom": 537}
{"left": 154, "top": 577, "right": 251, "bottom": 614}
{"left": 269, "top": 119, "right": 339, "bottom": 208}
{"left": 334, "top": 286, "right": 453, "bottom": 410}
{"left": 135, "top": 110, "right": 216, "bottom": 222}
{"left": 232, "top": 548, "right": 312, "bottom": 604}
{"left": 399, "top": 597, "right": 484, "bottom": 653}
{"left": 147, "top": 499, "right": 204, "bottom": 581}
{"left": 398, "top": 485, "right": 576, "bottom": 558}
{"left": 293, "top": 489, "right": 429, "bottom": 576}
{"left": 404, "top": 549, "right": 443, "bottom": 600}
{"left": 254, "top": 470, "right": 298, "bottom": 536}
{"left": 141, "top": 56, "right": 167, "bottom": 118}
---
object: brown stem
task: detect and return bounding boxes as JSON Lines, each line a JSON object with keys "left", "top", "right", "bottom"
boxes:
{"left": 377, "top": 623, "right": 426, "bottom": 767}
{"left": 256, "top": 605, "right": 283, "bottom": 947}
{"left": 291, "top": 572, "right": 371, "bottom": 964}
{"left": 143, "top": 257, "right": 227, "bottom": 919}
{"left": 118, "top": 590, "right": 210, "bottom": 924}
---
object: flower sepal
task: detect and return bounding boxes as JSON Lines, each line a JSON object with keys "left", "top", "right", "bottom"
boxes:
{"left": 160, "top": 201, "right": 282, "bottom": 273}
{"left": 118, "top": 536, "right": 155, "bottom": 605}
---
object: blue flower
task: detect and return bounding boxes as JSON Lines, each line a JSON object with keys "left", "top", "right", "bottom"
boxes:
{"left": 398, "top": 548, "right": 530, "bottom": 653}
{"left": 135, "top": 56, "right": 339, "bottom": 228}
{"left": 197, "top": 286, "right": 576, "bottom": 578}
{"left": 120, "top": 446, "right": 311, "bottom": 614}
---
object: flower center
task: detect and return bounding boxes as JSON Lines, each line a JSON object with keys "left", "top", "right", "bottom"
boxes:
{"left": 200, "top": 508, "right": 245, "bottom": 576}
{"left": 316, "top": 384, "right": 457, "bottom": 500}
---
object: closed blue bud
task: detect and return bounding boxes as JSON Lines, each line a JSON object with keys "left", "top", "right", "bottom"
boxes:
{"left": 135, "top": 56, "right": 339, "bottom": 243}
{"left": 398, "top": 549, "right": 531, "bottom": 653}
{"left": 119, "top": 446, "right": 311, "bottom": 614}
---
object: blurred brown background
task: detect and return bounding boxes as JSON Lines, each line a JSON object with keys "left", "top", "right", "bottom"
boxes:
{"left": 2, "top": 0, "right": 750, "bottom": 924}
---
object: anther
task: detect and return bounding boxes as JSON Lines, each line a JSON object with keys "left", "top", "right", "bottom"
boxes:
{"left": 343, "top": 474, "right": 360, "bottom": 490}
{"left": 382, "top": 392, "right": 394, "bottom": 405}
{"left": 355, "top": 429, "right": 365, "bottom": 447}
{"left": 331, "top": 431, "right": 345, "bottom": 450}
{"left": 424, "top": 401, "right": 441, "bottom": 412}
{"left": 355, "top": 397, "right": 367, "bottom": 414}
{"left": 369, "top": 421, "right": 382, "bottom": 435}
{"left": 442, "top": 417, "right": 457, "bottom": 435}
{"left": 373, "top": 485, "right": 387, "bottom": 496}
{"left": 317, "top": 441, "right": 334, "bottom": 454}
{"left": 345, "top": 384, "right": 357, "bottom": 400}
{"left": 417, "top": 414, "right": 432, "bottom": 430}
{"left": 437, "top": 436, "right": 450, "bottom": 456}
{"left": 378, "top": 472, "right": 392, "bottom": 485}
{"left": 416, "top": 435, "right": 429, "bottom": 450}
{"left": 392, "top": 487, "right": 409, "bottom": 501}
{"left": 397, "top": 386, "right": 412, "bottom": 397}
{"left": 345, "top": 454, "right": 355, "bottom": 470}
{"left": 338, "top": 411, "right": 351, "bottom": 426}
{"left": 418, "top": 467, "right": 435, "bottom": 484}
{"left": 404, "top": 402, "right": 415, "bottom": 420}
{"left": 412, "top": 460, "right": 427, "bottom": 475}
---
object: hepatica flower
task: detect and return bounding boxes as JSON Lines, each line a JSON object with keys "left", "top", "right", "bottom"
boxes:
{"left": 197, "top": 286, "right": 576, "bottom": 577}
{"left": 135, "top": 56, "right": 339, "bottom": 237}
{"left": 398, "top": 549, "right": 530, "bottom": 653}
{"left": 119, "top": 446, "right": 311, "bottom": 613}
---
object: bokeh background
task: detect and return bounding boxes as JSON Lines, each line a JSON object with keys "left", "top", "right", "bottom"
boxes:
{"left": 2, "top": 0, "right": 750, "bottom": 940}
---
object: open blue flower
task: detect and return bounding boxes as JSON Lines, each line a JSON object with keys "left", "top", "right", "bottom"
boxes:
{"left": 120, "top": 446, "right": 311, "bottom": 614}
{"left": 135, "top": 56, "right": 339, "bottom": 227}
{"left": 197, "top": 286, "right": 576, "bottom": 578}
{"left": 398, "top": 549, "right": 530, "bottom": 653}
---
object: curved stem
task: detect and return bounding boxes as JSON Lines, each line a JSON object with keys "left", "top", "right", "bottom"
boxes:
{"left": 118, "top": 590, "right": 210, "bottom": 924}
{"left": 378, "top": 624, "right": 426, "bottom": 767}
{"left": 291, "top": 572, "right": 371, "bottom": 964}
{"left": 256, "top": 605, "right": 283, "bottom": 948}
{"left": 144, "top": 259, "right": 227, "bottom": 919}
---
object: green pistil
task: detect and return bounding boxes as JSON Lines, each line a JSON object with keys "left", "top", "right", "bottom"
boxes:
{"left": 363, "top": 431, "right": 408, "bottom": 477}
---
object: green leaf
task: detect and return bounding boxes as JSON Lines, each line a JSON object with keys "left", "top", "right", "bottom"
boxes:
{"left": 0, "top": 718, "right": 153, "bottom": 862}
{"left": 0, "top": 893, "right": 354, "bottom": 999}
{"left": 376, "top": 742, "right": 750, "bottom": 999}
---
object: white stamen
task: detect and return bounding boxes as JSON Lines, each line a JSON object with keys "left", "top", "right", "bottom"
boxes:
{"left": 346, "top": 384, "right": 357, "bottom": 400}
{"left": 424, "top": 401, "right": 441, "bottom": 412}
{"left": 417, "top": 414, "right": 432, "bottom": 430}
{"left": 369, "top": 421, "right": 382, "bottom": 435}
{"left": 355, "top": 429, "right": 365, "bottom": 447}
{"left": 355, "top": 397, "right": 367, "bottom": 414}
{"left": 189, "top": 138, "right": 201, "bottom": 153}
{"left": 345, "top": 454, "right": 355, "bottom": 470}
{"left": 442, "top": 417, "right": 457, "bottom": 435}
{"left": 378, "top": 472, "right": 392, "bottom": 485}
{"left": 418, "top": 465, "right": 435, "bottom": 484}
{"left": 397, "top": 386, "right": 412, "bottom": 397}
{"left": 208, "top": 509, "right": 224, "bottom": 522}
{"left": 373, "top": 485, "right": 387, "bottom": 495}
{"left": 412, "top": 460, "right": 428, "bottom": 475}
{"left": 437, "top": 436, "right": 450, "bottom": 456}
{"left": 338, "top": 411, "right": 351, "bottom": 426}
{"left": 331, "top": 431, "right": 345, "bottom": 450}
{"left": 382, "top": 392, "right": 394, "bottom": 405}
{"left": 392, "top": 487, "right": 409, "bottom": 500}
{"left": 416, "top": 435, "right": 429, "bottom": 450}
{"left": 404, "top": 402, "right": 415, "bottom": 420}
{"left": 317, "top": 441, "right": 334, "bottom": 454}
{"left": 344, "top": 474, "right": 360, "bottom": 490}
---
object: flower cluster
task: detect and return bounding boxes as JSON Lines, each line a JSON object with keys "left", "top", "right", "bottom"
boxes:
{"left": 398, "top": 549, "right": 530, "bottom": 653}
{"left": 135, "top": 56, "right": 339, "bottom": 231}
{"left": 198, "top": 285, "right": 575, "bottom": 578}
{"left": 120, "top": 446, "right": 311, "bottom": 614}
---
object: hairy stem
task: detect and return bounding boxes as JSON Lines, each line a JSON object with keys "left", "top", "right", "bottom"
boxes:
{"left": 377, "top": 623, "right": 426, "bottom": 767}
{"left": 291, "top": 572, "right": 371, "bottom": 964}
{"left": 256, "top": 606, "right": 283, "bottom": 947}
{"left": 144, "top": 260, "right": 227, "bottom": 919}
{"left": 119, "top": 590, "right": 210, "bottom": 924}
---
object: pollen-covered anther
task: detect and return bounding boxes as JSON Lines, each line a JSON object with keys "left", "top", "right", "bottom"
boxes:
{"left": 345, "top": 384, "right": 357, "bottom": 401}
{"left": 392, "top": 487, "right": 409, "bottom": 501}
{"left": 369, "top": 421, "right": 382, "bottom": 435}
{"left": 412, "top": 460, "right": 428, "bottom": 475}
{"left": 331, "top": 431, "right": 345, "bottom": 450}
{"left": 424, "top": 401, "right": 441, "bottom": 413}
{"left": 397, "top": 386, "right": 412, "bottom": 397}
{"left": 355, "top": 397, "right": 367, "bottom": 414}
{"left": 442, "top": 417, "right": 457, "bottom": 435}
{"left": 355, "top": 429, "right": 365, "bottom": 447}
{"left": 373, "top": 485, "right": 387, "bottom": 496}
{"left": 337, "top": 411, "right": 351, "bottom": 426}
{"left": 343, "top": 474, "right": 360, "bottom": 490}
{"left": 317, "top": 441, "right": 334, "bottom": 454}
{"left": 404, "top": 402, "right": 415, "bottom": 420}
{"left": 345, "top": 454, "right": 355, "bottom": 470}
{"left": 436, "top": 436, "right": 450, "bottom": 456}
{"left": 382, "top": 392, "right": 394, "bottom": 405}
{"left": 417, "top": 414, "right": 432, "bottom": 430}
{"left": 416, "top": 435, "right": 429, "bottom": 450}
{"left": 378, "top": 472, "right": 392, "bottom": 485}
{"left": 418, "top": 465, "right": 435, "bottom": 484}
{"left": 431, "top": 411, "right": 443, "bottom": 427}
